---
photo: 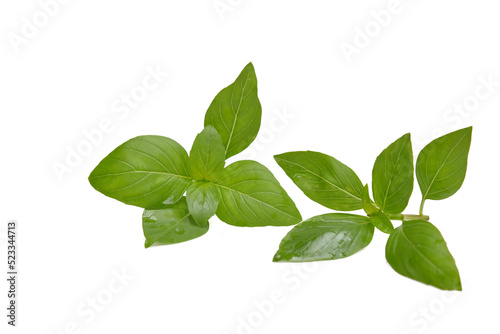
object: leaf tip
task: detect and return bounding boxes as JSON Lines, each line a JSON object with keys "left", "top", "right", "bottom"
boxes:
{"left": 451, "top": 274, "right": 462, "bottom": 291}
{"left": 272, "top": 252, "right": 284, "bottom": 262}
{"left": 465, "top": 126, "right": 473, "bottom": 137}
{"left": 273, "top": 153, "right": 284, "bottom": 162}
{"left": 203, "top": 124, "right": 216, "bottom": 132}
{"left": 458, "top": 126, "right": 473, "bottom": 135}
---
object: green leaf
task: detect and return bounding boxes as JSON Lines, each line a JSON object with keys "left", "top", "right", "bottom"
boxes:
{"left": 142, "top": 197, "right": 209, "bottom": 248}
{"left": 386, "top": 220, "right": 461, "bottom": 290}
{"left": 89, "top": 135, "right": 191, "bottom": 208}
{"left": 214, "top": 160, "right": 301, "bottom": 227}
{"left": 416, "top": 127, "right": 472, "bottom": 203}
{"left": 273, "top": 213, "right": 374, "bottom": 262}
{"left": 362, "top": 185, "right": 394, "bottom": 234}
{"left": 372, "top": 133, "right": 414, "bottom": 214}
{"left": 369, "top": 212, "right": 394, "bottom": 234}
{"left": 362, "top": 184, "right": 378, "bottom": 216}
{"left": 188, "top": 126, "right": 225, "bottom": 181}
{"left": 204, "top": 63, "right": 262, "bottom": 159}
{"left": 274, "top": 151, "right": 364, "bottom": 211}
{"left": 186, "top": 182, "right": 220, "bottom": 226}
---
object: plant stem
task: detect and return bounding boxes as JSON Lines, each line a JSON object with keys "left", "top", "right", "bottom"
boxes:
{"left": 419, "top": 199, "right": 425, "bottom": 216}
{"left": 386, "top": 213, "right": 430, "bottom": 221}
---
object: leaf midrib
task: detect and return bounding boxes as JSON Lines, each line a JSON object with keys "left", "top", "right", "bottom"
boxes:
{"left": 399, "top": 224, "right": 447, "bottom": 277}
{"left": 90, "top": 170, "right": 191, "bottom": 180}
{"left": 382, "top": 138, "right": 407, "bottom": 210}
{"left": 421, "top": 132, "right": 467, "bottom": 201}
{"left": 151, "top": 212, "right": 192, "bottom": 244}
{"left": 277, "top": 158, "right": 361, "bottom": 201}
{"left": 214, "top": 182, "right": 298, "bottom": 220}
{"left": 224, "top": 69, "right": 251, "bottom": 156}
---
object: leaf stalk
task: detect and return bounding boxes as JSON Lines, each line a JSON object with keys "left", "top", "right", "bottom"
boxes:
{"left": 386, "top": 213, "right": 430, "bottom": 221}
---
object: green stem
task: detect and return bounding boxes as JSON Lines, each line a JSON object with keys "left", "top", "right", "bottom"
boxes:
{"left": 419, "top": 199, "right": 425, "bottom": 216}
{"left": 386, "top": 213, "right": 430, "bottom": 221}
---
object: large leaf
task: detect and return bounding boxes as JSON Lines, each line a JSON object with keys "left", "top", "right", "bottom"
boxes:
{"left": 372, "top": 133, "right": 414, "bottom": 214}
{"left": 186, "top": 182, "right": 220, "bottom": 226}
{"left": 386, "top": 220, "right": 461, "bottom": 290}
{"left": 214, "top": 160, "right": 301, "bottom": 227}
{"left": 416, "top": 127, "right": 472, "bottom": 203}
{"left": 204, "top": 63, "right": 262, "bottom": 159}
{"left": 274, "top": 151, "right": 364, "bottom": 211}
{"left": 89, "top": 136, "right": 191, "bottom": 208}
{"left": 273, "top": 213, "right": 374, "bottom": 262}
{"left": 142, "top": 197, "right": 209, "bottom": 248}
{"left": 188, "top": 126, "right": 225, "bottom": 181}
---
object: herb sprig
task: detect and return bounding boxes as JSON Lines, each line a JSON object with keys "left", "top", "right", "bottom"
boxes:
{"left": 274, "top": 128, "right": 472, "bottom": 290}
{"left": 89, "top": 63, "right": 302, "bottom": 248}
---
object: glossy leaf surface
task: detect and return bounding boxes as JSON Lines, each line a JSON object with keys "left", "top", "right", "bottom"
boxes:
{"left": 142, "top": 198, "right": 209, "bottom": 248}
{"left": 215, "top": 160, "right": 301, "bottom": 227}
{"left": 273, "top": 213, "right": 374, "bottom": 262}
{"left": 89, "top": 135, "right": 190, "bottom": 208}
{"left": 372, "top": 133, "right": 414, "bottom": 214}
{"left": 204, "top": 63, "right": 262, "bottom": 159}
{"left": 186, "top": 181, "right": 220, "bottom": 226}
{"left": 416, "top": 127, "right": 472, "bottom": 202}
{"left": 188, "top": 126, "right": 225, "bottom": 181}
{"left": 275, "top": 151, "right": 364, "bottom": 211}
{"left": 386, "top": 220, "right": 461, "bottom": 290}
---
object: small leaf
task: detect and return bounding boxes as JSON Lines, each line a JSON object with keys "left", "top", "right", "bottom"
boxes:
{"left": 204, "top": 63, "right": 262, "bottom": 159}
{"left": 188, "top": 126, "right": 225, "bottom": 181}
{"left": 89, "top": 136, "right": 191, "bottom": 208}
{"left": 362, "top": 184, "right": 378, "bottom": 216}
{"left": 273, "top": 213, "right": 374, "bottom": 262}
{"left": 186, "top": 182, "right": 220, "bottom": 226}
{"left": 362, "top": 184, "right": 394, "bottom": 234}
{"left": 215, "top": 160, "right": 301, "bottom": 227}
{"left": 142, "top": 197, "right": 209, "bottom": 248}
{"left": 372, "top": 133, "right": 414, "bottom": 214}
{"left": 274, "top": 151, "right": 364, "bottom": 211}
{"left": 386, "top": 220, "right": 461, "bottom": 290}
{"left": 369, "top": 212, "right": 394, "bottom": 234}
{"left": 416, "top": 127, "right": 472, "bottom": 202}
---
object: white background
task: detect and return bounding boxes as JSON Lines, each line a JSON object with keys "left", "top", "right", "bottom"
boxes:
{"left": 1, "top": 1, "right": 500, "bottom": 333}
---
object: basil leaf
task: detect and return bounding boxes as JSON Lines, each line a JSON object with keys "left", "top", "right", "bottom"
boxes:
{"left": 186, "top": 182, "right": 220, "bottom": 226}
{"left": 188, "top": 126, "right": 225, "bottom": 181}
{"left": 362, "top": 185, "right": 393, "bottom": 233}
{"left": 386, "top": 220, "right": 461, "bottom": 290}
{"left": 215, "top": 160, "right": 301, "bottom": 227}
{"left": 142, "top": 197, "right": 209, "bottom": 248}
{"left": 416, "top": 127, "right": 472, "bottom": 202}
{"left": 89, "top": 135, "right": 191, "bottom": 208}
{"left": 361, "top": 184, "right": 378, "bottom": 216}
{"left": 273, "top": 213, "right": 374, "bottom": 262}
{"left": 372, "top": 133, "right": 414, "bottom": 214}
{"left": 204, "top": 63, "right": 262, "bottom": 159}
{"left": 369, "top": 212, "right": 394, "bottom": 234}
{"left": 274, "top": 151, "right": 364, "bottom": 211}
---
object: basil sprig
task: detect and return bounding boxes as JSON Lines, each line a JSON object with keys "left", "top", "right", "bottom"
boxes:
{"left": 274, "top": 127, "right": 472, "bottom": 291}
{"left": 89, "top": 63, "right": 302, "bottom": 248}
